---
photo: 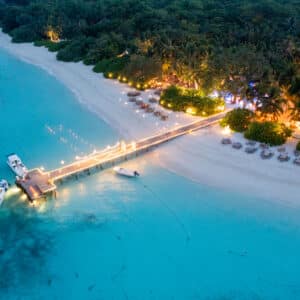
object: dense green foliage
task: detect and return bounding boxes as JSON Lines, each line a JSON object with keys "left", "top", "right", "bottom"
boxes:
{"left": 296, "top": 141, "right": 300, "bottom": 151}
{"left": 34, "top": 40, "right": 69, "bottom": 52}
{"left": 0, "top": 0, "right": 299, "bottom": 118}
{"left": 221, "top": 108, "right": 254, "bottom": 132}
{"left": 244, "top": 121, "right": 292, "bottom": 146}
{"left": 160, "top": 85, "right": 224, "bottom": 116}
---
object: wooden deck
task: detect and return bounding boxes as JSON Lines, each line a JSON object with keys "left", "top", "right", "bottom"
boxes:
{"left": 16, "top": 111, "right": 227, "bottom": 201}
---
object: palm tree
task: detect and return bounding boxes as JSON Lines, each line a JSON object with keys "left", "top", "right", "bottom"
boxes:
{"left": 257, "top": 86, "right": 285, "bottom": 120}
{"left": 290, "top": 99, "right": 300, "bottom": 121}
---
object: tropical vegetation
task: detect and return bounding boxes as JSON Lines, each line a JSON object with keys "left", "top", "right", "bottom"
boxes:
{"left": 0, "top": 0, "right": 299, "bottom": 118}
{"left": 244, "top": 121, "right": 292, "bottom": 146}
{"left": 160, "top": 85, "right": 224, "bottom": 116}
{"left": 221, "top": 108, "right": 254, "bottom": 132}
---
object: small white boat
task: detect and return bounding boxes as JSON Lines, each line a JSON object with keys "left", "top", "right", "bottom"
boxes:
{"left": 0, "top": 179, "right": 9, "bottom": 206}
{"left": 113, "top": 166, "right": 140, "bottom": 178}
{"left": 7, "top": 153, "right": 28, "bottom": 178}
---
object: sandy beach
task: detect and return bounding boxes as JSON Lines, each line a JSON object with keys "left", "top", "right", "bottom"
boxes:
{"left": 0, "top": 30, "right": 299, "bottom": 205}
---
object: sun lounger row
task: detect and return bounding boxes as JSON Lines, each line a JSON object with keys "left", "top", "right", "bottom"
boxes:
{"left": 127, "top": 96, "right": 168, "bottom": 121}
{"left": 221, "top": 138, "right": 300, "bottom": 164}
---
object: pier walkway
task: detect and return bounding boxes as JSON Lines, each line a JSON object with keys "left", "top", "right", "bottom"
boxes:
{"left": 16, "top": 111, "right": 227, "bottom": 201}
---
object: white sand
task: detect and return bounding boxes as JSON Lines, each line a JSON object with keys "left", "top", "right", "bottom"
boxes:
{"left": 1, "top": 30, "right": 299, "bottom": 204}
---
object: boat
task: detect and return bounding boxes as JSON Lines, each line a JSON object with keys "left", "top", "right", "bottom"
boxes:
{"left": 0, "top": 179, "right": 9, "bottom": 206}
{"left": 7, "top": 153, "right": 28, "bottom": 178}
{"left": 113, "top": 166, "right": 140, "bottom": 178}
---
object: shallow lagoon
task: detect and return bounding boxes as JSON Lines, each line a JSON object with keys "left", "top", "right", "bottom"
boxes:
{"left": 1, "top": 49, "right": 300, "bottom": 300}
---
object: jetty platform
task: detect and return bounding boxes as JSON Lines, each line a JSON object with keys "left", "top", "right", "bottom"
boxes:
{"left": 16, "top": 112, "right": 227, "bottom": 201}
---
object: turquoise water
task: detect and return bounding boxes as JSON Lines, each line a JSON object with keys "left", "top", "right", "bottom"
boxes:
{"left": 1, "top": 48, "right": 300, "bottom": 300}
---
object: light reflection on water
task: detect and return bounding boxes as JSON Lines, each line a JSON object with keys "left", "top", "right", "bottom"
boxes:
{"left": 1, "top": 48, "right": 300, "bottom": 300}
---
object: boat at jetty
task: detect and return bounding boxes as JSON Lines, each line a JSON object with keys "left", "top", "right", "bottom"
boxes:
{"left": 0, "top": 179, "right": 9, "bottom": 205}
{"left": 113, "top": 166, "right": 140, "bottom": 178}
{"left": 7, "top": 154, "right": 28, "bottom": 178}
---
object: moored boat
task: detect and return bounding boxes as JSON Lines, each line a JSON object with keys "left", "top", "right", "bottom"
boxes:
{"left": 113, "top": 166, "right": 140, "bottom": 178}
{"left": 7, "top": 153, "right": 28, "bottom": 178}
{"left": 0, "top": 179, "right": 9, "bottom": 206}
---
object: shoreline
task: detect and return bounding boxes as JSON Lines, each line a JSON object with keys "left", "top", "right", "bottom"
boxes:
{"left": 0, "top": 30, "right": 299, "bottom": 205}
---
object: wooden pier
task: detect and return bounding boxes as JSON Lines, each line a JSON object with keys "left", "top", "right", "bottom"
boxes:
{"left": 16, "top": 112, "right": 227, "bottom": 201}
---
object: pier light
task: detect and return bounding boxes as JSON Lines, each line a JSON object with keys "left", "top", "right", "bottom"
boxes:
{"left": 93, "top": 149, "right": 97, "bottom": 154}
{"left": 20, "top": 194, "right": 27, "bottom": 201}
{"left": 131, "top": 141, "right": 137, "bottom": 151}
{"left": 106, "top": 145, "right": 111, "bottom": 150}
{"left": 60, "top": 160, "right": 65, "bottom": 165}
{"left": 120, "top": 141, "right": 127, "bottom": 151}
{"left": 40, "top": 166, "right": 45, "bottom": 171}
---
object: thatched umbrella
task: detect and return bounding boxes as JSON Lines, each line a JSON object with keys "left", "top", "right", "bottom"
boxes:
{"left": 294, "top": 150, "right": 300, "bottom": 157}
{"left": 127, "top": 91, "right": 141, "bottom": 97}
{"left": 277, "top": 146, "right": 286, "bottom": 153}
{"left": 221, "top": 138, "right": 232, "bottom": 145}
{"left": 260, "top": 149, "right": 274, "bottom": 159}
{"left": 246, "top": 141, "right": 256, "bottom": 146}
{"left": 140, "top": 103, "right": 150, "bottom": 109}
{"left": 293, "top": 157, "right": 300, "bottom": 165}
{"left": 232, "top": 142, "right": 243, "bottom": 149}
{"left": 148, "top": 97, "right": 158, "bottom": 103}
{"left": 245, "top": 146, "right": 258, "bottom": 154}
{"left": 278, "top": 152, "right": 290, "bottom": 162}
{"left": 145, "top": 107, "right": 155, "bottom": 113}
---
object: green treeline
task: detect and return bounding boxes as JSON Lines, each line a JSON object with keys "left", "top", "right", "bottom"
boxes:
{"left": 0, "top": 0, "right": 299, "bottom": 102}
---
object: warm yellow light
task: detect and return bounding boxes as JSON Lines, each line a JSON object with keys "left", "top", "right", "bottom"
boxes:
{"left": 20, "top": 194, "right": 27, "bottom": 201}
{"left": 160, "top": 100, "right": 165, "bottom": 105}
{"left": 120, "top": 141, "right": 127, "bottom": 151}
{"left": 131, "top": 141, "right": 137, "bottom": 151}
{"left": 186, "top": 107, "right": 197, "bottom": 115}
{"left": 46, "top": 29, "right": 60, "bottom": 43}
{"left": 118, "top": 75, "right": 121, "bottom": 80}
{"left": 108, "top": 72, "right": 113, "bottom": 78}
{"left": 136, "top": 83, "right": 141, "bottom": 89}
{"left": 122, "top": 77, "right": 127, "bottom": 82}
{"left": 128, "top": 81, "right": 133, "bottom": 86}
{"left": 222, "top": 125, "right": 232, "bottom": 135}
{"left": 217, "top": 105, "right": 225, "bottom": 111}
{"left": 167, "top": 103, "right": 172, "bottom": 108}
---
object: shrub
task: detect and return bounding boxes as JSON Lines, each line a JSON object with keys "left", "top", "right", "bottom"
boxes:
{"left": 92, "top": 57, "right": 128, "bottom": 75}
{"left": 34, "top": 40, "right": 69, "bottom": 52}
{"left": 56, "top": 37, "right": 92, "bottom": 62}
{"left": 160, "top": 85, "right": 225, "bottom": 116}
{"left": 296, "top": 141, "right": 300, "bottom": 151}
{"left": 11, "top": 25, "right": 38, "bottom": 43}
{"left": 244, "top": 121, "right": 292, "bottom": 146}
{"left": 220, "top": 108, "right": 254, "bottom": 132}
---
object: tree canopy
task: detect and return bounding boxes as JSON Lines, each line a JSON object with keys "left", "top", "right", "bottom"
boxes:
{"left": 0, "top": 0, "right": 299, "bottom": 104}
